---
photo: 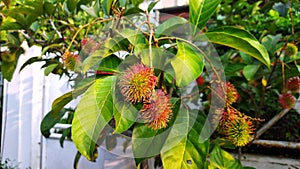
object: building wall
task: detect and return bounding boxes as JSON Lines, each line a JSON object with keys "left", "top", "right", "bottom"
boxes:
{"left": 0, "top": 43, "right": 136, "bottom": 169}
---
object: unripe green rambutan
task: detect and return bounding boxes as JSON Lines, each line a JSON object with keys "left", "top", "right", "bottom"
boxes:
{"left": 285, "top": 43, "right": 298, "bottom": 56}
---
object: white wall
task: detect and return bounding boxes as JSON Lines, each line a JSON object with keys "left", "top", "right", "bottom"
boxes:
{"left": 1, "top": 43, "right": 44, "bottom": 169}
{"left": 1, "top": 43, "right": 136, "bottom": 169}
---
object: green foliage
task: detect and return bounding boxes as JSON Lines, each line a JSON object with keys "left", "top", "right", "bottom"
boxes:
{"left": 6, "top": 0, "right": 300, "bottom": 168}
{"left": 203, "top": 26, "right": 270, "bottom": 68}
{"left": 189, "top": 0, "right": 222, "bottom": 35}
{"left": 72, "top": 76, "right": 115, "bottom": 160}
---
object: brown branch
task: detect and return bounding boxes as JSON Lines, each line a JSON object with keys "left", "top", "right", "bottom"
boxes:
{"left": 255, "top": 108, "right": 290, "bottom": 139}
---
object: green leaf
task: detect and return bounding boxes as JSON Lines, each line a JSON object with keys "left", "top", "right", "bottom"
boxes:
{"left": 132, "top": 0, "right": 144, "bottom": 7}
{"left": 113, "top": 101, "right": 137, "bottom": 134}
{"left": 155, "top": 17, "right": 188, "bottom": 38}
{"left": 60, "top": 127, "right": 71, "bottom": 148}
{"left": 132, "top": 123, "right": 169, "bottom": 164}
{"left": 147, "top": 1, "right": 158, "bottom": 12}
{"left": 67, "top": 0, "right": 77, "bottom": 12}
{"left": 0, "top": 21, "right": 23, "bottom": 30}
{"left": 189, "top": 0, "right": 222, "bottom": 35}
{"left": 97, "top": 55, "right": 122, "bottom": 72}
{"left": 1, "top": 61, "right": 17, "bottom": 81}
{"left": 161, "top": 110, "right": 210, "bottom": 169}
{"left": 20, "top": 57, "right": 43, "bottom": 72}
{"left": 40, "top": 96, "right": 72, "bottom": 137}
{"left": 40, "top": 80, "right": 95, "bottom": 137}
{"left": 203, "top": 27, "right": 270, "bottom": 68}
{"left": 102, "top": 0, "right": 114, "bottom": 16}
{"left": 118, "top": 28, "right": 146, "bottom": 46}
{"left": 132, "top": 98, "right": 181, "bottom": 165}
{"left": 44, "top": 63, "right": 58, "bottom": 76}
{"left": 44, "top": 2, "right": 56, "bottom": 15}
{"left": 72, "top": 76, "right": 115, "bottom": 160}
{"left": 224, "top": 63, "right": 246, "bottom": 77}
{"left": 261, "top": 34, "right": 282, "bottom": 55}
{"left": 171, "top": 41, "right": 204, "bottom": 87}
{"left": 80, "top": 5, "right": 97, "bottom": 17}
{"left": 209, "top": 146, "right": 243, "bottom": 169}
{"left": 7, "top": 33, "right": 20, "bottom": 46}
{"left": 123, "top": 7, "right": 143, "bottom": 16}
{"left": 104, "top": 37, "right": 130, "bottom": 56}
{"left": 82, "top": 50, "right": 104, "bottom": 73}
{"left": 119, "top": 0, "right": 127, "bottom": 7}
{"left": 82, "top": 37, "right": 128, "bottom": 73}
{"left": 243, "top": 65, "right": 260, "bottom": 81}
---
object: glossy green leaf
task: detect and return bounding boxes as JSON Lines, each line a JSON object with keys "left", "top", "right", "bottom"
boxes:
{"left": 123, "top": 7, "right": 143, "bottom": 16}
{"left": 44, "top": 2, "right": 56, "bottom": 15}
{"left": 132, "top": 0, "right": 144, "bottom": 7}
{"left": 82, "top": 49, "right": 104, "bottom": 74}
{"left": 209, "top": 146, "right": 243, "bottom": 169}
{"left": 40, "top": 99, "right": 71, "bottom": 137}
{"left": 72, "top": 76, "right": 115, "bottom": 160}
{"left": 155, "top": 17, "right": 188, "bottom": 38}
{"left": 97, "top": 55, "right": 122, "bottom": 72}
{"left": 104, "top": 37, "right": 130, "bottom": 56}
{"left": 147, "top": 1, "right": 158, "bottom": 12}
{"left": 44, "top": 63, "right": 58, "bottom": 76}
{"left": 161, "top": 110, "right": 209, "bottom": 169}
{"left": 132, "top": 123, "right": 169, "bottom": 164}
{"left": 225, "top": 63, "right": 246, "bottom": 77}
{"left": 0, "top": 21, "right": 23, "bottom": 30}
{"left": 80, "top": 5, "right": 97, "bottom": 17}
{"left": 261, "top": 34, "right": 282, "bottom": 55}
{"left": 113, "top": 101, "right": 137, "bottom": 134}
{"left": 190, "top": 0, "right": 221, "bottom": 35}
{"left": 1, "top": 61, "right": 17, "bottom": 81}
{"left": 40, "top": 80, "right": 94, "bottom": 137}
{"left": 102, "top": 0, "right": 113, "bottom": 15}
{"left": 7, "top": 33, "right": 20, "bottom": 46}
{"left": 60, "top": 127, "right": 71, "bottom": 148}
{"left": 119, "top": 0, "right": 127, "bottom": 7}
{"left": 118, "top": 28, "right": 146, "bottom": 46}
{"left": 203, "top": 27, "right": 270, "bottom": 68}
{"left": 20, "top": 57, "right": 43, "bottom": 72}
{"left": 67, "top": 0, "right": 77, "bottom": 12}
{"left": 82, "top": 37, "right": 129, "bottom": 74}
{"left": 243, "top": 65, "right": 260, "bottom": 81}
{"left": 132, "top": 98, "right": 180, "bottom": 165}
{"left": 171, "top": 41, "right": 204, "bottom": 87}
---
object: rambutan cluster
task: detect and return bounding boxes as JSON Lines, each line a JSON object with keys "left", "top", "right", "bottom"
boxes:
{"left": 213, "top": 82, "right": 254, "bottom": 147}
{"left": 118, "top": 63, "right": 172, "bottom": 130}
{"left": 62, "top": 51, "right": 81, "bottom": 71}
{"left": 225, "top": 82, "right": 240, "bottom": 105}
{"left": 278, "top": 76, "right": 300, "bottom": 109}
{"left": 216, "top": 107, "right": 254, "bottom": 147}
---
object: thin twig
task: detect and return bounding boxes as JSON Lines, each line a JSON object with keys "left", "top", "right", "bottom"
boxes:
{"left": 50, "top": 19, "right": 62, "bottom": 38}
{"left": 67, "top": 18, "right": 113, "bottom": 52}
{"left": 146, "top": 11, "right": 153, "bottom": 67}
{"left": 289, "top": 7, "right": 294, "bottom": 35}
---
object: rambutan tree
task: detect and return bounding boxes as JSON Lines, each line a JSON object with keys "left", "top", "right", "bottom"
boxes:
{"left": 2, "top": 0, "right": 298, "bottom": 168}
